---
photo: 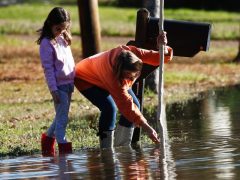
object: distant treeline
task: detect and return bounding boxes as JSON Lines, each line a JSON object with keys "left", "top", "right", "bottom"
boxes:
{"left": 1, "top": 0, "right": 239, "bottom": 12}
{"left": 117, "top": 0, "right": 240, "bottom": 12}
{"left": 164, "top": 0, "right": 240, "bottom": 12}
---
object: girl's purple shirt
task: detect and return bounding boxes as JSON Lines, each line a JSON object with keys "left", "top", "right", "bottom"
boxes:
{"left": 39, "top": 36, "right": 75, "bottom": 92}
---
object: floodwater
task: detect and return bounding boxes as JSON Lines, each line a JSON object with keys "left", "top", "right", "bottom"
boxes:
{"left": 1, "top": 85, "right": 240, "bottom": 179}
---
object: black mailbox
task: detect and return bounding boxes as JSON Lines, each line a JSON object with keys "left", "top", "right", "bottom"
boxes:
{"left": 127, "top": 8, "right": 212, "bottom": 81}
{"left": 147, "top": 18, "right": 212, "bottom": 57}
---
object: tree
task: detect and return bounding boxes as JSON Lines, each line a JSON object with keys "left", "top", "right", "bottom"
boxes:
{"left": 143, "top": 0, "right": 160, "bottom": 93}
{"left": 233, "top": 24, "right": 240, "bottom": 62}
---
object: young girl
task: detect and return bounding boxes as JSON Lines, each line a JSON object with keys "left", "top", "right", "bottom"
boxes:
{"left": 37, "top": 7, "right": 75, "bottom": 156}
{"left": 74, "top": 32, "right": 173, "bottom": 149}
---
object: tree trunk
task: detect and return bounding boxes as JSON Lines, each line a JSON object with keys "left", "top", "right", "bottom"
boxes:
{"left": 143, "top": 0, "right": 160, "bottom": 93}
{"left": 233, "top": 24, "right": 240, "bottom": 62}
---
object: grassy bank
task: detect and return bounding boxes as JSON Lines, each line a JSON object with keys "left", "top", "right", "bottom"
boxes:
{"left": 0, "top": 4, "right": 239, "bottom": 39}
{"left": 0, "top": 34, "right": 239, "bottom": 157}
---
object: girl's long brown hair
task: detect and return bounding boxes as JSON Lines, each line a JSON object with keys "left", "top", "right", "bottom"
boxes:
{"left": 36, "top": 7, "right": 71, "bottom": 45}
{"left": 114, "top": 50, "right": 143, "bottom": 84}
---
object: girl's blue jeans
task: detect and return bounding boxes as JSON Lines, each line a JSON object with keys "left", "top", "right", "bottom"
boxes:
{"left": 47, "top": 83, "right": 74, "bottom": 143}
{"left": 80, "top": 86, "right": 140, "bottom": 133}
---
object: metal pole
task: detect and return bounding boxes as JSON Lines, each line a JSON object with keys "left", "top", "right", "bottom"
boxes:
{"left": 158, "top": 0, "right": 168, "bottom": 179}
{"left": 158, "top": 0, "right": 165, "bottom": 152}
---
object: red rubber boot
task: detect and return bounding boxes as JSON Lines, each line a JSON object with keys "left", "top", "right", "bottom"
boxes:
{"left": 41, "top": 133, "right": 56, "bottom": 156}
{"left": 58, "top": 142, "right": 72, "bottom": 155}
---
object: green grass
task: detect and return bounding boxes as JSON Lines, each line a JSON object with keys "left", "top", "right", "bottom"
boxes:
{"left": 165, "top": 71, "right": 209, "bottom": 84}
{"left": 0, "top": 80, "right": 154, "bottom": 157}
{"left": 0, "top": 80, "right": 100, "bottom": 156}
{"left": 0, "top": 4, "right": 239, "bottom": 39}
{"left": 0, "top": 33, "right": 239, "bottom": 157}
{"left": 166, "top": 8, "right": 240, "bottom": 22}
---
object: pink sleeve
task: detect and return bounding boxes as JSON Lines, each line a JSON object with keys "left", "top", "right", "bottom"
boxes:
{"left": 39, "top": 39, "right": 57, "bottom": 92}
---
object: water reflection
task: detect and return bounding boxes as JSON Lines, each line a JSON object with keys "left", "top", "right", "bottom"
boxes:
{"left": 2, "top": 85, "right": 240, "bottom": 179}
{"left": 167, "top": 85, "right": 240, "bottom": 180}
{"left": 0, "top": 146, "right": 174, "bottom": 179}
{"left": 203, "top": 93, "right": 234, "bottom": 179}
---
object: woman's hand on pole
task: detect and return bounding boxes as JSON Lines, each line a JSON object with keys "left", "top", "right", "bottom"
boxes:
{"left": 157, "top": 31, "right": 167, "bottom": 45}
{"left": 157, "top": 31, "right": 169, "bottom": 55}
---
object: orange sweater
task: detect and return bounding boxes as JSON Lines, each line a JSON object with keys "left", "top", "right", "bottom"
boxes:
{"left": 75, "top": 45, "right": 173, "bottom": 126}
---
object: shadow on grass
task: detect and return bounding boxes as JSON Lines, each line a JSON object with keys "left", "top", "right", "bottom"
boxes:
{"left": 1, "top": 147, "right": 40, "bottom": 158}
{"left": 68, "top": 113, "right": 99, "bottom": 132}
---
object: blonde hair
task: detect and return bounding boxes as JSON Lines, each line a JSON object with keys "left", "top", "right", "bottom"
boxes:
{"left": 114, "top": 50, "right": 143, "bottom": 84}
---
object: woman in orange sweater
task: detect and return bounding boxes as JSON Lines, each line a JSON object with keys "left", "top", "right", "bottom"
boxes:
{"left": 74, "top": 32, "right": 173, "bottom": 148}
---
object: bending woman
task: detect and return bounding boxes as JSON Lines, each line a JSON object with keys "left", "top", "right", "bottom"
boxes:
{"left": 74, "top": 32, "right": 173, "bottom": 148}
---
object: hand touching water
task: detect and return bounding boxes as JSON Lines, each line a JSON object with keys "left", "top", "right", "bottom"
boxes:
{"left": 142, "top": 121, "right": 160, "bottom": 144}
